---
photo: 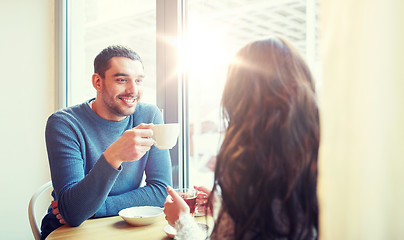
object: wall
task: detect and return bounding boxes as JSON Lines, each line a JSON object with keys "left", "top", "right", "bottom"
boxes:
{"left": 319, "top": 0, "right": 404, "bottom": 239}
{"left": 0, "top": 0, "right": 54, "bottom": 239}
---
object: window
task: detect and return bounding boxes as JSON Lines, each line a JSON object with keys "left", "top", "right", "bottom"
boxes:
{"left": 66, "top": 0, "right": 156, "bottom": 106}
{"left": 58, "top": 0, "right": 185, "bottom": 187}
{"left": 57, "top": 0, "right": 320, "bottom": 189}
{"left": 184, "top": 0, "right": 321, "bottom": 188}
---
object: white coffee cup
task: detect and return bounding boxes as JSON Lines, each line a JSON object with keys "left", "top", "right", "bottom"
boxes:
{"left": 151, "top": 123, "right": 180, "bottom": 149}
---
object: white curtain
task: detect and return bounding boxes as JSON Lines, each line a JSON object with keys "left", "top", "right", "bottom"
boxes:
{"left": 318, "top": 0, "right": 404, "bottom": 239}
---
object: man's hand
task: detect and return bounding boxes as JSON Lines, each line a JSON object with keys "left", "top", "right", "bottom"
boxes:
{"left": 164, "top": 186, "right": 190, "bottom": 227}
{"left": 51, "top": 201, "right": 67, "bottom": 225}
{"left": 104, "top": 123, "right": 155, "bottom": 169}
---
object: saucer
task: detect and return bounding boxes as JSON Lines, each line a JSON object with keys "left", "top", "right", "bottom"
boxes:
{"left": 118, "top": 206, "right": 163, "bottom": 226}
{"left": 164, "top": 225, "right": 176, "bottom": 238}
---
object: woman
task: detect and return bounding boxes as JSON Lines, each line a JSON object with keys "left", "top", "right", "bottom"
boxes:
{"left": 164, "top": 36, "right": 319, "bottom": 240}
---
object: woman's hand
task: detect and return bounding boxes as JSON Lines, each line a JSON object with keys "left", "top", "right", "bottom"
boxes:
{"left": 194, "top": 186, "right": 213, "bottom": 216}
{"left": 164, "top": 186, "right": 190, "bottom": 226}
{"left": 51, "top": 201, "right": 67, "bottom": 225}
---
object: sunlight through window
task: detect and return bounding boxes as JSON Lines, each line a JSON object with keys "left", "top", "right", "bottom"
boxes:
{"left": 185, "top": 0, "right": 320, "bottom": 189}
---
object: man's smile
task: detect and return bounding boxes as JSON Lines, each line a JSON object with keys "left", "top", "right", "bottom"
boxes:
{"left": 119, "top": 96, "right": 137, "bottom": 105}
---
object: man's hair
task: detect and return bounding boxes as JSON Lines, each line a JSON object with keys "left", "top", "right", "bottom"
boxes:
{"left": 94, "top": 45, "right": 143, "bottom": 78}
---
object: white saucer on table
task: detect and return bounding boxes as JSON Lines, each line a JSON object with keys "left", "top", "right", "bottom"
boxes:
{"left": 164, "top": 225, "right": 176, "bottom": 238}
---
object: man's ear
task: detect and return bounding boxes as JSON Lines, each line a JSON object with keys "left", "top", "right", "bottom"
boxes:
{"left": 92, "top": 73, "right": 102, "bottom": 90}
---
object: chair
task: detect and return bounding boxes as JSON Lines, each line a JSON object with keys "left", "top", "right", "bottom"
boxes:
{"left": 28, "top": 181, "right": 53, "bottom": 240}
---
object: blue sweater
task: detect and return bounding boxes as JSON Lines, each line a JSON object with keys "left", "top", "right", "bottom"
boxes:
{"left": 40, "top": 99, "right": 172, "bottom": 238}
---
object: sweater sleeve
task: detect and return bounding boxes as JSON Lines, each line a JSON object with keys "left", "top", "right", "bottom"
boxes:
{"left": 94, "top": 144, "right": 172, "bottom": 217}
{"left": 45, "top": 115, "right": 121, "bottom": 227}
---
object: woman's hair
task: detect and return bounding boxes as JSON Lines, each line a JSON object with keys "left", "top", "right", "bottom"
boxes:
{"left": 94, "top": 45, "right": 143, "bottom": 78}
{"left": 209, "top": 36, "right": 319, "bottom": 239}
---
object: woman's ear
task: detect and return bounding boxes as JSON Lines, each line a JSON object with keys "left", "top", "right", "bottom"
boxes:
{"left": 92, "top": 73, "right": 102, "bottom": 90}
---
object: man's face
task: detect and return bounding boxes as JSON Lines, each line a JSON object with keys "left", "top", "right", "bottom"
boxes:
{"left": 95, "top": 57, "right": 145, "bottom": 121}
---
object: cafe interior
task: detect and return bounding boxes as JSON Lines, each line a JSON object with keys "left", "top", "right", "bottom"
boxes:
{"left": 1, "top": 0, "right": 404, "bottom": 239}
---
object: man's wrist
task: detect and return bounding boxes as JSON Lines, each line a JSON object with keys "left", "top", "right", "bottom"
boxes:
{"left": 103, "top": 151, "right": 122, "bottom": 170}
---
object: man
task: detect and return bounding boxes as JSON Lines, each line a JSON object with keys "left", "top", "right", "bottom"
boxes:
{"left": 40, "top": 45, "right": 172, "bottom": 239}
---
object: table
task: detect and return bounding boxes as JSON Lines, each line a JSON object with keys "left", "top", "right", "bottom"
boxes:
{"left": 47, "top": 215, "right": 212, "bottom": 239}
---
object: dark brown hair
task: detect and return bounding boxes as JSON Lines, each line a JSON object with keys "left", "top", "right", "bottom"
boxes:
{"left": 209, "top": 36, "right": 319, "bottom": 239}
{"left": 94, "top": 45, "right": 143, "bottom": 78}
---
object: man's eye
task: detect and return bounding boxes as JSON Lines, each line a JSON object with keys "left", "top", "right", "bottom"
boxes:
{"left": 136, "top": 79, "right": 144, "bottom": 84}
{"left": 117, "top": 78, "right": 127, "bottom": 82}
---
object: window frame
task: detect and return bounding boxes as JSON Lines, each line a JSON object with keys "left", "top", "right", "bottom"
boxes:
{"left": 156, "top": 0, "right": 188, "bottom": 188}
{"left": 54, "top": 0, "right": 68, "bottom": 111}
